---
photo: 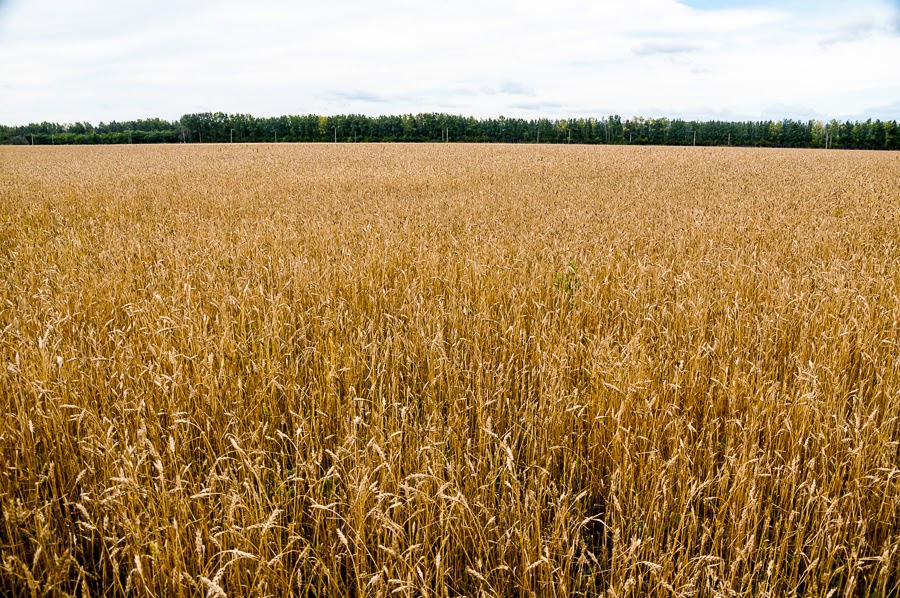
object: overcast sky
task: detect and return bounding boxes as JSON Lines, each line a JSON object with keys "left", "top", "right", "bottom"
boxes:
{"left": 1, "top": 0, "right": 898, "bottom": 125}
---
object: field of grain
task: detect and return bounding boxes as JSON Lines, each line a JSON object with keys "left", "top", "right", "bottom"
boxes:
{"left": 1, "top": 144, "right": 899, "bottom": 596}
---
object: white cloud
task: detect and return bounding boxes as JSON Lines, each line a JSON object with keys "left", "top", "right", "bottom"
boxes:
{"left": 0, "top": 0, "right": 898, "bottom": 124}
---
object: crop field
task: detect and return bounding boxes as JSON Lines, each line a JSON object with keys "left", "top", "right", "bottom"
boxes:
{"left": 1, "top": 144, "right": 900, "bottom": 596}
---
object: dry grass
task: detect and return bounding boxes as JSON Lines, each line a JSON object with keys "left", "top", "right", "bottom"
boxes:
{"left": 1, "top": 144, "right": 899, "bottom": 597}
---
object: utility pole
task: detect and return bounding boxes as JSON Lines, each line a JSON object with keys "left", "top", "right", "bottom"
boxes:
{"left": 230, "top": 129, "right": 233, "bottom": 143}
{"left": 128, "top": 131, "right": 132, "bottom": 144}
{"left": 334, "top": 127, "right": 337, "bottom": 143}
{"left": 31, "top": 134, "right": 34, "bottom": 145}
{"left": 693, "top": 131, "right": 696, "bottom": 146}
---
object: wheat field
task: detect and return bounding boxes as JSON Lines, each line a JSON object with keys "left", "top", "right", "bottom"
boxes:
{"left": 1, "top": 144, "right": 899, "bottom": 596}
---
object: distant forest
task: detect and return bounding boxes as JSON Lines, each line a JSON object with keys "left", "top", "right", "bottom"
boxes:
{"left": 2, "top": 112, "right": 898, "bottom": 149}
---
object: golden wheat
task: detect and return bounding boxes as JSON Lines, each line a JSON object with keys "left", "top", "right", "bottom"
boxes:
{"left": 1, "top": 144, "right": 899, "bottom": 596}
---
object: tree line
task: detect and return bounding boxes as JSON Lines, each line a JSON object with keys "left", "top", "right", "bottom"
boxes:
{"left": 2, "top": 112, "right": 898, "bottom": 150}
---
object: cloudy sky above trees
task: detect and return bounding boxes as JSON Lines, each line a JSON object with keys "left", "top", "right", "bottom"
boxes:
{"left": 0, "top": 0, "right": 898, "bottom": 125}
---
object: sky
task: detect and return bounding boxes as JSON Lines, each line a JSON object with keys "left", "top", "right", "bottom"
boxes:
{"left": 0, "top": 0, "right": 898, "bottom": 125}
